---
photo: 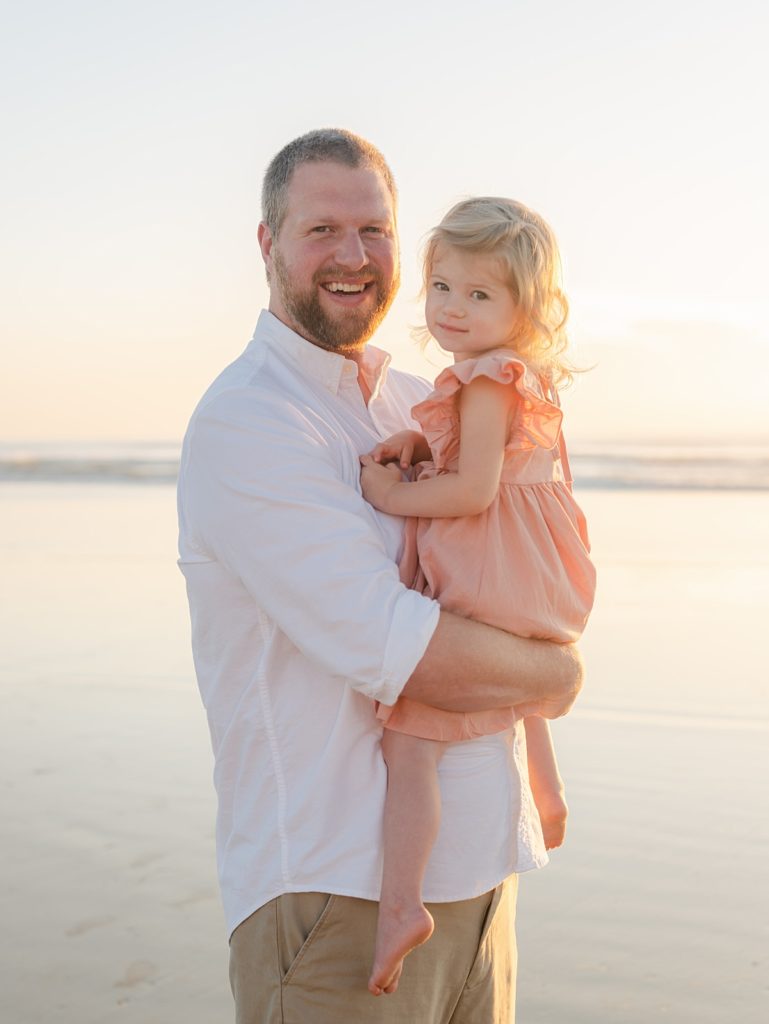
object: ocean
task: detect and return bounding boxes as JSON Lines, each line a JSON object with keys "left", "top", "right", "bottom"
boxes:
{"left": 2, "top": 440, "right": 769, "bottom": 490}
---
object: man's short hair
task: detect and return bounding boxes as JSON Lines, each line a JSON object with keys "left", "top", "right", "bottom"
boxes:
{"left": 261, "top": 128, "right": 398, "bottom": 235}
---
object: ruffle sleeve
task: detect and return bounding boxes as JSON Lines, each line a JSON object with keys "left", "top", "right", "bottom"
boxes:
{"left": 412, "top": 350, "right": 563, "bottom": 468}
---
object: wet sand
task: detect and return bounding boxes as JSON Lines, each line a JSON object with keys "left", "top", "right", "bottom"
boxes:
{"left": 1, "top": 484, "right": 767, "bottom": 1022}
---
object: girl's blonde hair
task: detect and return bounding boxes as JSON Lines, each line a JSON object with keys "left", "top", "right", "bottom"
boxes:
{"left": 422, "top": 197, "right": 572, "bottom": 386}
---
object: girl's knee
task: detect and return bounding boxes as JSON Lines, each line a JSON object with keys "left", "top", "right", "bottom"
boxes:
{"left": 381, "top": 729, "right": 445, "bottom": 770}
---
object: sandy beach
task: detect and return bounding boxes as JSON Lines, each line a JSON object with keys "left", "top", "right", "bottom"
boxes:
{"left": 2, "top": 482, "right": 768, "bottom": 1023}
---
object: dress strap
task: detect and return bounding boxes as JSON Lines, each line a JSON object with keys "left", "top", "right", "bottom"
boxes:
{"left": 557, "top": 431, "right": 574, "bottom": 491}
{"left": 542, "top": 378, "right": 573, "bottom": 490}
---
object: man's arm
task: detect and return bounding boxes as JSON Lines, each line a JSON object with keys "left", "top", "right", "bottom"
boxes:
{"left": 184, "top": 387, "right": 581, "bottom": 718}
{"left": 403, "top": 611, "right": 583, "bottom": 719}
{"left": 182, "top": 389, "right": 440, "bottom": 707}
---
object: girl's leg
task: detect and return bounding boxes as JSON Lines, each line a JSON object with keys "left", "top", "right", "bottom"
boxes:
{"left": 369, "top": 728, "right": 446, "bottom": 996}
{"left": 524, "top": 716, "right": 568, "bottom": 850}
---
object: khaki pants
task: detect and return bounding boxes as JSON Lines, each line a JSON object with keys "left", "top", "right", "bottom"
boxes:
{"left": 229, "top": 878, "right": 517, "bottom": 1023}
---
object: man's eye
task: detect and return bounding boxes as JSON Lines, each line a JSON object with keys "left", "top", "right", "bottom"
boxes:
{"left": 471, "top": 290, "right": 489, "bottom": 300}
{"left": 363, "top": 226, "right": 385, "bottom": 235}
{"left": 311, "top": 226, "right": 332, "bottom": 234}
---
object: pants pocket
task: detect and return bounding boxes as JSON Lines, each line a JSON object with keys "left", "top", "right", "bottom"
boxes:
{"left": 279, "top": 893, "right": 337, "bottom": 986}
{"left": 463, "top": 877, "right": 517, "bottom": 993}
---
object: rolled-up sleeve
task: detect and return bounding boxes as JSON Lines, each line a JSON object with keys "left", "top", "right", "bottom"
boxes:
{"left": 181, "top": 388, "right": 439, "bottom": 705}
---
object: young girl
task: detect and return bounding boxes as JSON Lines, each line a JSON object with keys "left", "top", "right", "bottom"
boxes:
{"left": 360, "top": 197, "right": 596, "bottom": 996}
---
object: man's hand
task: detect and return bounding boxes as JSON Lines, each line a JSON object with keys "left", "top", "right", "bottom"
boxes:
{"left": 368, "top": 430, "right": 429, "bottom": 469}
{"left": 514, "top": 644, "right": 584, "bottom": 719}
{"left": 360, "top": 455, "right": 403, "bottom": 512}
{"left": 513, "top": 689, "right": 581, "bottom": 721}
{"left": 405, "top": 616, "right": 584, "bottom": 716}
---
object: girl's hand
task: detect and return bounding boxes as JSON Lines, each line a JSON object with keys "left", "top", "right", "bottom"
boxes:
{"left": 369, "top": 430, "right": 429, "bottom": 469}
{"left": 360, "top": 455, "right": 403, "bottom": 512}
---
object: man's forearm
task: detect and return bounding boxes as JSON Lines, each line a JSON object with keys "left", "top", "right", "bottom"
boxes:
{"left": 402, "top": 610, "right": 583, "bottom": 719}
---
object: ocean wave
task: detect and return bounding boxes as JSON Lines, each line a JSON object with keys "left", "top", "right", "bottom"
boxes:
{"left": 0, "top": 444, "right": 180, "bottom": 485}
{"left": 1, "top": 442, "right": 768, "bottom": 490}
{"left": 573, "top": 445, "right": 769, "bottom": 491}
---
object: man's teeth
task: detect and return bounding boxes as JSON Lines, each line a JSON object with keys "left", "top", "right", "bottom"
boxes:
{"left": 324, "top": 282, "right": 366, "bottom": 293}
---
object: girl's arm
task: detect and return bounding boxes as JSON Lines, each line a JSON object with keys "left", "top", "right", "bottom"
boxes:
{"left": 524, "top": 716, "right": 568, "bottom": 850}
{"left": 360, "top": 375, "right": 513, "bottom": 517}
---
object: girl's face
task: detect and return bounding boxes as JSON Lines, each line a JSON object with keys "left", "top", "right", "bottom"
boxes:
{"left": 425, "top": 245, "right": 520, "bottom": 361}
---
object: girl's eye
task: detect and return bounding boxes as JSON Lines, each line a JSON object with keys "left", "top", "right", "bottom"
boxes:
{"left": 433, "top": 281, "right": 449, "bottom": 292}
{"left": 471, "top": 290, "right": 489, "bottom": 301}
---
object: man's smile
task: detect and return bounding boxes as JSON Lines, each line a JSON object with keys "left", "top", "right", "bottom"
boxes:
{"left": 318, "top": 277, "right": 376, "bottom": 305}
{"left": 322, "top": 281, "right": 369, "bottom": 293}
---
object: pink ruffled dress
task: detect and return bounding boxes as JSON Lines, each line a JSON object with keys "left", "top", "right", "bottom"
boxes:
{"left": 379, "top": 350, "right": 596, "bottom": 742}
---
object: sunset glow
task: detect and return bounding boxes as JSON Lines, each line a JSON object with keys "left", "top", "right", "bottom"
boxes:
{"left": 2, "top": 0, "right": 767, "bottom": 447}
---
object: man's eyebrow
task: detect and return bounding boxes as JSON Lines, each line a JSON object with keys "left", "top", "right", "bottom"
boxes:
{"left": 297, "top": 213, "right": 338, "bottom": 225}
{"left": 297, "top": 211, "right": 393, "bottom": 226}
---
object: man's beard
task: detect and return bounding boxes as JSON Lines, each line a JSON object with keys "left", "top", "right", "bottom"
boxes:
{"left": 272, "top": 250, "right": 399, "bottom": 352}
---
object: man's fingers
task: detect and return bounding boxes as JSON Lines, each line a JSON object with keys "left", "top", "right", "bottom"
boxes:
{"left": 515, "top": 697, "right": 574, "bottom": 720}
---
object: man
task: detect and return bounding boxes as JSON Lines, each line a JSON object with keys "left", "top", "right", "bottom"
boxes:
{"left": 178, "top": 129, "right": 581, "bottom": 1023}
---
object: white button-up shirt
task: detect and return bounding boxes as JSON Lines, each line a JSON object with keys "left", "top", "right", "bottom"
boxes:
{"left": 178, "top": 311, "right": 547, "bottom": 937}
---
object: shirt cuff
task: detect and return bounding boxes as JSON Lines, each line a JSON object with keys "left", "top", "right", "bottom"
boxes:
{"left": 369, "top": 589, "right": 441, "bottom": 706}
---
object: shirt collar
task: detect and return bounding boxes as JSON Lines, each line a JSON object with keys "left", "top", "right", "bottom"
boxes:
{"left": 251, "top": 310, "right": 392, "bottom": 397}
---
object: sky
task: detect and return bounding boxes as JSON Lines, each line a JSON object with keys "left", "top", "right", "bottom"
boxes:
{"left": 2, "top": 0, "right": 767, "bottom": 444}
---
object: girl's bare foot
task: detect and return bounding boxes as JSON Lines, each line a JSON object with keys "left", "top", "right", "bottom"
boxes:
{"left": 536, "top": 791, "right": 568, "bottom": 850}
{"left": 368, "top": 904, "right": 434, "bottom": 996}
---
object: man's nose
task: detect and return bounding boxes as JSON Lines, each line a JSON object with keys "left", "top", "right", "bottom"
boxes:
{"left": 334, "top": 230, "right": 368, "bottom": 270}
